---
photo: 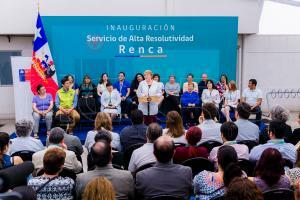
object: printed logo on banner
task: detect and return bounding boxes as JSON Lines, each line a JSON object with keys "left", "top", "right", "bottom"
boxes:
{"left": 19, "top": 69, "right": 31, "bottom": 82}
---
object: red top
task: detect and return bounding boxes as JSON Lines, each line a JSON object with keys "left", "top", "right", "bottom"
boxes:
{"left": 173, "top": 146, "right": 209, "bottom": 164}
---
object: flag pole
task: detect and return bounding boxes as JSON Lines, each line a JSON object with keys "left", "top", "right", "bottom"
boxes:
{"left": 37, "top": 0, "right": 40, "bottom": 13}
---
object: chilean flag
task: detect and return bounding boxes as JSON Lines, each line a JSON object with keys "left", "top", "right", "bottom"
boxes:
{"left": 30, "top": 13, "right": 58, "bottom": 100}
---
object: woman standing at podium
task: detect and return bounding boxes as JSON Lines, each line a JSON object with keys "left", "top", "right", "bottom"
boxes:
{"left": 137, "top": 70, "right": 162, "bottom": 125}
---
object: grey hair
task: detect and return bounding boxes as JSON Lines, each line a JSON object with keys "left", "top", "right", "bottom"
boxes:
{"left": 15, "top": 119, "right": 33, "bottom": 137}
{"left": 270, "top": 105, "right": 290, "bottom": 123}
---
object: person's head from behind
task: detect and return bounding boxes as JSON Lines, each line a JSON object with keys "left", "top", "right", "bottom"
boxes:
{"left": 43, "top": 147, "right": 66, "bottom": 175}
{"left": 217, "top": 145, "right": 242, "bottom": 187}
{"left": 131, "top": 109, "right": 144, "bottom": 125}
{"left": 268, "top": 119, "right": 286, "bottom": 139}
{"left": 154, "top": 136, "right": 175, "bottom": 164}
{"left": 185, "top": 126, "right": 202, "bottom": 146}
{"left": 106, "top": 82, "right": 113, "bottom": 93}
{"left": 221, "top": 122, "right": 238, "bottom": 143}
{"left": 118, "top": 72, "right": 125, "bottom": 81}
{"left": 255, "top": 148, "right": 284, "bottom": 187}
{"left": 270, "top": 105, "right": 290, "bottom": 123}
{"left": 187, "top": 83, "right": 194, "bottom": 93}
{"left": 228, "top": 80, "right": 237, "bottom": 91}
{"left": 166, "top": 111, "right": 185, "bottom": 138}
{"left": 201, "top": 102, "right": 218, "bottom": 120}
{"left": 0, "top": 132, "right": 10, "bottom": 155}
{"left": 94, "top": 112, "right": 112, "bottom": 131}
{"left": 225, "top": 177, "right": 264, "bottom": 200}
{"left": 91, "top": 141, "right": 112, "bottom": 167}
{"left": 36, "top": 84, "right": 46, "bottom": 95}
{"left": 15, "top": 119, "right": 33, "bottom": 137}
{"left": 49, "top": 127, "right": 64, "bottom": 145}
{"left": 153, "top": 74, "right": 160, "bottom": 82}
{"left": 236, "top": 102, "right": 251, "bottom": 120}
{"left": 187, "top": 73, "right": 194, "bottom": 82}
{"left": 248, "top": 79, "right": 257, "bottom": 90}
{"left": 146, "top": 123, "right": 162, "bottom": 143}
{"left": 83, "top": 74, "right": 91, "bottom": 85}
{"left": 201, "top": 73, "right": 208, "bottom": 82}
{"left": 61, "top": 76, "right": 71, "bottom": 90}
{"left": 83, "top": 177, "right": 116, "bottom": 200}
{"left": 206, "top": 79, "right": 215, "bottom": 90}
{"left": 169, "top": 75, "right": 175, "bottom": 84}
{"left": 94, "top": 130, "right": 112, "bottom": 144}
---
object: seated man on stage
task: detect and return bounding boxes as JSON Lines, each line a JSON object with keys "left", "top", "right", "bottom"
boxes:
{"left": 181, "top": 84, "right": 201, "bottom": 124}
{"left": 55, "top": 76, "right": 80, "bottom": 134}
{"left": 101, "top": 82, "right": 121, "bottom": 119}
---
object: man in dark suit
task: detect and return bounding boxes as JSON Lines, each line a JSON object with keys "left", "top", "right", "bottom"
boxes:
{"left": 135, "top": 135, "right": 193, "bottom": 199}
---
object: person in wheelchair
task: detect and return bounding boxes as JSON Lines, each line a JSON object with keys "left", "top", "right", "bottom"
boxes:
{"left": 101, "top": 83, "right": 121, "bottom": 120}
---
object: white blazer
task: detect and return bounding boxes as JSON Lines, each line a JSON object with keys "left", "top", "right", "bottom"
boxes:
{"left": 137, "top": 80, "right": 162, "bottom": 115}
{"left": 101, "top": 89, "right": 121, "bottom": 114}
{"left": 201, "top": 89, "right": 221, "bottom": 108}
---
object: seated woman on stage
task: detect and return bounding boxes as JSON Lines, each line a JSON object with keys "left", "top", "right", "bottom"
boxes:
{"left": 221, "top": 80, "right": 240, "bottom": 122}
{"left": 67, "top": 74, "right": 79, "bottom": 94}
{"left": 79, "top": 75, "right": 96, "bottom": 99}
{"left": 163, "top": 75, "right": 181, "bottom": 114}
{"left": 97, "top": 73, "right": 111, "bottom": 101}
{"left": 216, "top": 74, "right": 229, "bottom": 98}
{"left": 32, "top": 84, "right": 53, "bottom": 137}
{"left": 201, "top": 80, "right": 221, "bottom": 109}
{"left": 153, "top": 73, "right": 165, "bottom": 106}
{"left": 181, "top": 84, "right": 201, "bottom": 124}
{"left": 137, "top": 70, "right": 162, "bottom": 125}
{"left": 130, "top": 73, "right": 144, "bottom": 104}
{"left": 183, "top": 73, "right": 198, "bottom": 93}
{"left": 101, "top": 82, "right": 121, "bottom": 119}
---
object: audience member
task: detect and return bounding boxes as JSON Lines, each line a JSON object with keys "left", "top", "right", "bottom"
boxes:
{"left": 249, "top": 120, "right": 296, "bottom": 163}
{"left": 221, "top": 80, "right": 240, "bottom": 122}
{"left": 173, "top": 126, "right": 208, "bottom": 164}
{"left": 241, "top": 79, "right": 262, "bottom": 120}
{"left": 225, "top": 177, "right": 263, "bottom": 200}
{"left": 83, "top": 177, "right": 116, "bottom": 200}
{"left": 85, "top": 112, "right": 121, "bottom": 151}
{"left": 136, "top": 135, "right": 192, "bottom": 199}
{"left": 79, "top": 74, "right": 96, "bottom": 98}
{"left": 290, "top": 112, "right": 300, "bottom": 145}
{"left": 0, "top": 132, "right": 23, "bottom": 169}
{"left": 101, "top": 82, "right": 121, "bottom": 119}
{"left": 183, "top": 73, "right": 198, "bottom": 93}
{"left": 198, "top": 73, "right": 208, "bottom": 97}
{"left": 76, "top": 141, "right": 134, "bottom": 200}
{"left": 10, "top": 119, "right": 44, "bottom": 155}
{"left": 197, "top": 103, "right": 222, "bottom": 143}
{"left": 193, "top": 145, "right": 243, "bottom": 199}
{"left": 28, "top": 148, "right": 75, "bottom": 200}
{"left": 209, "top": 122, "right": 249, "bottom": 168}
{"left": 163, "top": 111, "right": 187, "bottom": 144}
{"left": 130, "top": 73, "right": 144, "bottom": 104}
{"left": 251, "top": 148, "right": 290, "bottom": 192}
{"left": 128, "top": 123, "right": 162, "bottom": 173}
{"left": 286, "top": 147, "right": 300, "bottom": 186}
{"left": 55, "top": 76, "right": 80, "bottom": 133}
{"left": 120, "top": 109, "right": 147, "bottom": 152}
{"left": 32, "top": 84, "right": 53, "bottom": 137}
{"left": 234, "top": 102, "right": 260, "bottom": 141}
{"left": 32, "top": 128, "right": 82, "bottom": 173}
{"left": 201, "top": 80, "right": 221, "bottom": 108}
{"left": 181, "top": 84, "right": 201, "bottom": 123}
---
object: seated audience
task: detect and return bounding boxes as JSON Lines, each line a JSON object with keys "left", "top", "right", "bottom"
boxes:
{"left": 32, "top": 128, "right": 82, "bottom": 173}
{"left": 79, "top": 74, "right": 96, "bottom": 98}
{"left": 163, "top": 111, "right": 187, "bottom": 144}
{"left": 0, "top": 132, "right": 23, "bottom": 168}
{"left": 101, "top": 82, "right": 121, "bottom": 119}
{"left": 135, "top": 136, "right": 193, "bottom": 200}
{"left": 173, "top": 126, "right": 208, "bottom": 164}
{"left": 153, "top": 73, "right": 165, "bottom": 106}
{"left": 193, "top": 145, "right": 244, "bottom": 199}
{"left": 234, "top": 102, "right": 260, "bottom": 141}
{"left": 83, "top": 177, "right": 116, "bottom": 200}
{"left": 250, "top": 148, "right": 290, "bottom": 192}
{"left": 129, "top": 73, "right": 144, "bottom": 104}
{"left": 201, "top": 80, "right": 221, "bottom": 108}
{"left": 221, "top": 80, "right": 240, "bottom": 122}
{"left": 285, "top": 147, "right": 300, "bottom": 186}
{"left": 241, "top": 79, "right": 262, "bottom": 120}
{"left": 10, "top": 119, "right": 44, "bottom": 155}
{"left": 216, "top": 74, "right": 229, "bottom": 99}
{"left": 85, "top": 112, "right": 121, "bottom": 151}
{"left": 128, "top": 123, "right": 162, "bottom": 173}
{"left": 113, "top": 72, "right": 132, "bottom": 118}
{"left": 289, "top": 112, "right": 300, "bottom": 145}
{"left": 76, "top": 141, "right": 134, "bottom": 200}
{"left": 249, "top": 119, "right": 296, "bottom": 163}
{"left": 120, "top": 109, "right": 147, "bottom": 152}
{"left": 163, "top": 75, "right": 181, "bottom": 114}
{"left": 198, "top": 73, "right": 208, "bottom": 97}
{"left": 28, "top": 148, "right": 75, "bottom": 200}
{"left": 197, "top": 103, "right": 222, "bottom": 143}
{"left": 46, "top": 127, "right": 83, "bottom": 157}
{"left": 181, "top": 84, "right": 201, "bottom": 123}
{"left": 32, "top": 84, "right": 53, "bottom": 137}
{"left": 55, "top": 76, "right": 80, "bottom": 133}
{"left": 97, "top": 73, "right": 110, "bottom": 99}
{"left": 209, "top": 122, "right": 249, "bottom": 168}
{"left": 225, "top": 177, "right": 263, "bottom": 200}
{"left": 183, "top": 73, "right": 198, "bottom": 93}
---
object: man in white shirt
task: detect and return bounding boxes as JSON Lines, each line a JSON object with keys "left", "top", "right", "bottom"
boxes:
{"left": 241, "top": 79, "right": 263, "bottom": 120}
{"left": 197, "top": 102, "right": 222, "bottom": 144}
{"left": 234, "top": 102, "right": 260, "bottom": 141}
{"left": 128, "top": 123, "right": 162, "bottom": 173}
